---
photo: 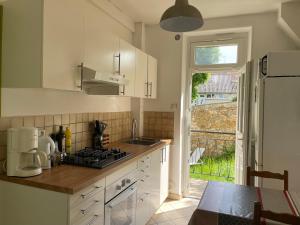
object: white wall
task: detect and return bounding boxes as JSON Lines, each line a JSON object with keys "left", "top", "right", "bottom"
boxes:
{"left": 145, "top": 12, "right": 299, "bottom": 197}
{"left": 2, "top": 0, "right": 133, "bottom": 117}
{"left": 279, "top": 1, "right": 300, "bottom": 47}
{"left": 200, "top": 12, "right": 298, "bottom": 58}
{"left": 144, "top": 25, "right": 183, "bottom": 196}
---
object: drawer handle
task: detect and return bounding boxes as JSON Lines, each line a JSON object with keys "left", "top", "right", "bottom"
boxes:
{"left": 85, "top": 215, "right": 98, "bottom": 225}
{"left": 81, "top": 200, "right": 99, "bottom": 215}
{"left": 140, "top": 169, "right": 145, "bottom": 173}
{"left": 81, "top": 186, "right": 102, "bottom": 199}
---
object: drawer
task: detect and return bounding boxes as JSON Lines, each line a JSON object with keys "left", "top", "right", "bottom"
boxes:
{"left": 138, "top": 166, "right": 150, "bottom": 179}
{"left": 106, "top": 161, "right": 137, "bottom": 186}
{"left": 70, "top": 179, "right": 105, "bottom": 208}
{"left": 138, "top": 155, "right": 151, "bottom": 168}
{"left": 70, "top": 189, "right": 104, "bottom": 225}
{"left": 73, "top": 211, "right": 104, "bottom": 225}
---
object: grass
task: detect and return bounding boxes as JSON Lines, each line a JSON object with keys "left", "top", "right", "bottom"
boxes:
{"left": 190, "top": 154, "right": 235, "bottom": 183}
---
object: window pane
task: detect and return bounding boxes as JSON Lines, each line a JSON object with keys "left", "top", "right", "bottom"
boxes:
{"left": 194, "top": 45, "right": 238, "bottom": 66}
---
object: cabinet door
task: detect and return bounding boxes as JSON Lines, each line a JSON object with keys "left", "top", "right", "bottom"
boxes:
{"left": 136, "top": 193, "right": 151, "bottom": 225}
{"left": 84, "top": 4, "right": 119, "bottom": 76}
{"left": 135, "top": 49, "right": 148, "bottom": 98}
{"left": 149, "top": 149, "right": 161, "bottom": 214}
{"left": 43, "top": 0, "right": 85, "bottom": 91}
{"left": 160, "top": 146, "right": 169, "bottom": 205}
{"left": 147, "top": 55, "right": 158, "bottom": 99}
{"left": 120, "top": 40, "right": 136, "bottom": 97}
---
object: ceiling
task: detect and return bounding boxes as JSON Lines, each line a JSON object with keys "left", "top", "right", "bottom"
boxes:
{"left": 109, "top": 0, "right": 289, "bottom": 24}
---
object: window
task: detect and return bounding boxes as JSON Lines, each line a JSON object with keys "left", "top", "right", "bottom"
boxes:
{"left": 190, "top": 35, "right": 248, "bottom": 70}
{"left": 194, "top": 45, "right": 238, "bottom": 66}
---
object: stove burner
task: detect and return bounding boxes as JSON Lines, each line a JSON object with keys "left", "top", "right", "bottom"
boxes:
{"left": 63, "top": 147, "right": 132, "bottom": 169}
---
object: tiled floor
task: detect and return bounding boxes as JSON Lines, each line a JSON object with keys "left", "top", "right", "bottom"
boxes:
{"left": 146, "top": 179, "right": 208, "bottom": 225}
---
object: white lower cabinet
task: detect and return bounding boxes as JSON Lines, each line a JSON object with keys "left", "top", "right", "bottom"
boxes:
{"left": 136, "top": 145, "right": 170, "bottom": 225}
{"left": 0, "top": 146, "right": 169, "bottom": 225}
{"left": 69, "top": 179, "right": 105, "bottom": 225}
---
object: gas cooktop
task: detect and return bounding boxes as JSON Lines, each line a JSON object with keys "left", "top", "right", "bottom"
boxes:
{"left": 63, "top": 147, "right": 132, "bottom": 169}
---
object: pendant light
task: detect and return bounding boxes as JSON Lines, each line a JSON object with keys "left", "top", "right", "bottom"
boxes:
{"left": 160, "top": 0, "right": 204, "bottom": 32}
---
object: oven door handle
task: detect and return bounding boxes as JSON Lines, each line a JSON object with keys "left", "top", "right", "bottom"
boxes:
{"left": 106, "top": 184, "right": 137, "bottom": 208}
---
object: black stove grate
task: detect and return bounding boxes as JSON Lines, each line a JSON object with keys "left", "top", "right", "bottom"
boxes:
{"left": 63, "top": 147, "right": 132, "bottom": 169}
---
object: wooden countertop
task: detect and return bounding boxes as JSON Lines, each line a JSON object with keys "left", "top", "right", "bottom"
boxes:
{"left": 0, "top": 140, "right": 172, "bottom": 194}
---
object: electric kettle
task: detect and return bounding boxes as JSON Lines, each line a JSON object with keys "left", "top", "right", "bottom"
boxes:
{"left": 38, "top": 130, "right": 55, "bottom": 169}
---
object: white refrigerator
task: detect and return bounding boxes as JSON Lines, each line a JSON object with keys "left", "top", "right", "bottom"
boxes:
{"left": 255, "top": 51, "right": 300, "bottom": 192}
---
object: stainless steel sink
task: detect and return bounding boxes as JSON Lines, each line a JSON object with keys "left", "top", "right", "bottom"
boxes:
{"left": 125, "top": 138, "right": 160, "bottom": 146}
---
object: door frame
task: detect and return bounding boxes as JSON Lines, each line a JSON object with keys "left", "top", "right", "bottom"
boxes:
{"left": 182, "top": 32, "right": 251, "bottom": 196}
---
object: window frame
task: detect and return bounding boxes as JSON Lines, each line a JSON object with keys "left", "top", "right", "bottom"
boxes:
{"left": 190, "top": 38, "right": 248, "bottom": 71}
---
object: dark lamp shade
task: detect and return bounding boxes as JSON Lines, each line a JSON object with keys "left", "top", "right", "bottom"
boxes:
{"left": 160, "top": 4, "right": 204, "bottom": 32}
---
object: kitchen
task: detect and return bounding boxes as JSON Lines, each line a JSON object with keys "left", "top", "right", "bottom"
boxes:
{"left": 0, "top": 0, "right": 300, "bottom": 225}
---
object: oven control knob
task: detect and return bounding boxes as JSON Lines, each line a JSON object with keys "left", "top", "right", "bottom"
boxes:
{"left": 126, "top": 179, "right": 131, "bottom": 184}
{"left": 116, "top": 185, "right": 122, "bottom": 190}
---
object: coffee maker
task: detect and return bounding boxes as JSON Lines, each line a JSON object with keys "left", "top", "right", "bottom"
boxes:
{"left": 7, "top": 127, "right": 46, "bottom": 177}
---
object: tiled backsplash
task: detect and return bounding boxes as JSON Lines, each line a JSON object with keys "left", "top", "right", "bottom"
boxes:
{"left": 0, "top": 111, "right": 132, "bottom": 161}
{"left": 143, "top": 111, "right": 174, "bottom": 139}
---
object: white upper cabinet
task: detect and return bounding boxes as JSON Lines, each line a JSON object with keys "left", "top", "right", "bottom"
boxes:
{"left": 120, "top": 40, "right": 136, "bottom": 97}
{"left": 2, "top": 0, "right": 158, "bottom": 97}
{"left": 2, "top": 0, "right": 84, "bottom": 91}
{"left": 135, "top": 49, "right": 148, "bottom": 98}
{"left": 43, "top": 0, "right": 84, "bottom": 91}
{"left": 84, "top": 3, "right": 119, "bottom": 75}
{"left": 147, "top": 55, "right": 158, "bottom": 99}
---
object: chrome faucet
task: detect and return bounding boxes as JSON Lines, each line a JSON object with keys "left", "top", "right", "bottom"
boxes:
{"left": 132, "top": 119, "right": 138, "bottom": 140}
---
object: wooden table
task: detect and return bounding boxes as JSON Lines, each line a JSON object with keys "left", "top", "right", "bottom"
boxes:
{"left": 188, "top": 181, "right": 300, "bottom": 225}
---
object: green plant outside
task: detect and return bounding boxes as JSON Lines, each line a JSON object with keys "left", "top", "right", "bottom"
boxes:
{"left": 192, "top": 73, "right": 210, "bottom": 101}
{"left": 190, "top": 145, "right": 235, "bottom": 183}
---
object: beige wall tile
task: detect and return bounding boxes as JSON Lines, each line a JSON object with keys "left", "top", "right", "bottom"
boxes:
{"left": 82, "top": 113, "right": 88, "bottom": 122}
{"left": 53, "top": 115, "right": 62, "bottom": 126}
{"left": 45, "top": 126, "right": 54, "bottom": 136}
{"left": 0, "top": 118, "right": 11, "bottom": 131}
{"left": 82, "top": 123, "right": 89, "bottom": 132}
{"left": 11, "top": 117, "right": 24, "bottom": 128}
{"left": 76, "top": 133, "right": 82, "bottom": 142}
{"left": 45, "top": 115, "right": 54, "bottom": 126}
{"left": 88, "top": 113, "right": 94, "bottom": 122}
{"left": 76, "top": 123, "right": 83, "bottom": 133}
{"left": 70, "top": 114, "right": 76, "bottom": 124}
{"left": 70, "top": 124, "right": 76, "bottom": 134}
{"left": 34, "top": 116, "right": 45, "bottom": 128}
{"left": 76, "top": 113, "right": 83, "bottom": 123}
{"left": 62, "top": 114, "right": 70, "bottom": 125}
{"left": 76, "top": 142, "right": 82, "bottom": 151}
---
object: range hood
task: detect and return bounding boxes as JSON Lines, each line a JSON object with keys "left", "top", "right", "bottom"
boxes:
{"left": 79, "top": 64, "right": 128, "bottom": 95}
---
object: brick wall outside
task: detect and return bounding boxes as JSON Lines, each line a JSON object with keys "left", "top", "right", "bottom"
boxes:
{"left": 191, "top": 103, "right": 237, "bottom": 156}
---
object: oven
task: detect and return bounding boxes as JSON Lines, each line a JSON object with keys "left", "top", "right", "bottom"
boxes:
{"left": 105, "top": 170, "right": 137, "bottom": 225}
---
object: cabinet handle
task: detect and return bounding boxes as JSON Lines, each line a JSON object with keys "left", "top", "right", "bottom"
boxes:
{"left": 81, "top": 186, "right": 102, "bottom": 199}
{"left": 149, "top": 82, "right": 153, "bottom": 97}
{"left": 85, "top": 215, "right": 99, "bottom": 225}
{"left": 114, "top": 53, "right": 121, "bottom": 74}
{"left": 81, "top": 200, "right": 99, "bottom": 215}
{"left": 164, "top": 147, "right": 167, "bottom": 162}
{"left": 78, "top": 63, "right": 84, "bottom": 91}
{"left": 145, "top": 82, "right": 149, "bottom": 97}
{"left": 120, "top": 74, "right": 126, "bottom": 95}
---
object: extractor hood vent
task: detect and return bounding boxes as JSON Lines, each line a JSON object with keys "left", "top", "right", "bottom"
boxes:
{"left": 78, "top": 64, "right": 128, "bottom": 95}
